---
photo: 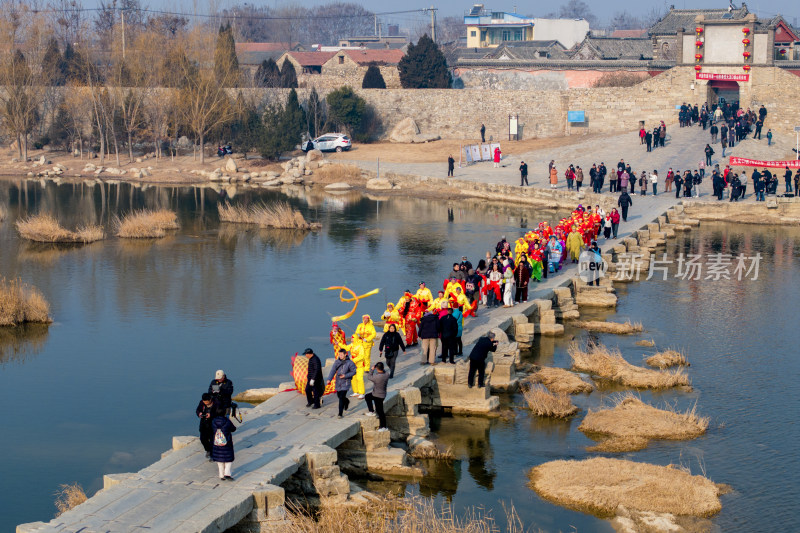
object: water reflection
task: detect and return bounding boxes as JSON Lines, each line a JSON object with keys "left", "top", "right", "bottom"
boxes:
{"left": 0, "top": 324, "right": 49, "bottom": 365}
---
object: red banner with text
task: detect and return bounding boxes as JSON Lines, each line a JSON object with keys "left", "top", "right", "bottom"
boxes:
{"left": 729, "top": 157, "right": 800, "bottom": 168}
{"left": 696, "top": 73, "right": 750, "bottom": 81}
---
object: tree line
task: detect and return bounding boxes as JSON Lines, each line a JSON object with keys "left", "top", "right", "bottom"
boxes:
{"left": 0, "top": 3, "right": 449, "bottom": 164}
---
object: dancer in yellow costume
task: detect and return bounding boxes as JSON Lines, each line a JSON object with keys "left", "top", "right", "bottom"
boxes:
{"left": 355, "top": 314, "right": 376, "bottom": 369}
{"left": 414, "top": 282, "right": 433, "bottom": 309}
{"left": 381, "top": 303, "right": 404, "bottom": 334}
{"left": 343, "top": 334, "right": 366, "bottom": 397}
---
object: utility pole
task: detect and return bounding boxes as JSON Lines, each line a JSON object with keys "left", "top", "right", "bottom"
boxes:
{"left": 427, "top": 6, "right": 437, "bottom": 42}
{"left": 374, "top": 14, "right": 378, "bottom": 36}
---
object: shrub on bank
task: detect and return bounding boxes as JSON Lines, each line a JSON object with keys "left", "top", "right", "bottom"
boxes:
{"left": 54, "top": 483, "right": 87, "bottom": 517}
{"left": 115, "top": 209, "right": 179, "bottom": 238}
{"left": 16, "top": 214, "right": 104, "bottom": 244}
{"left": 568, "top": 342, "right": 690, "bottom": 389}
{"left": 0, "top": 278, "right": 52, "bottom": 326}
{"left": 527, "top": 367, "right": 594, "bottom": 395}
{"left": 575, "top": 320, "right": 643, "bottom": 335}
{"left": 218, "top": 201, "right": 321, "bottom": 230}
{"left": 579, "top": 394, "right": 708, "bottom": 452}
{"left": 522, "top": 384, "right": 578, "bottom": 418}
{"left": 646, "top": 350, "right": 689, "bottom": 369}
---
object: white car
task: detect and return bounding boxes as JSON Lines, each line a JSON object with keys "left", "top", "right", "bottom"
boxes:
{"left": 303, "top": 133, "right": 352, "bottom": 153}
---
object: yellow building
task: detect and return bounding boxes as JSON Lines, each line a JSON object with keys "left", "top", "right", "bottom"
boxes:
{"left": 464, "top": 5, "right": 534, "bottom": 48}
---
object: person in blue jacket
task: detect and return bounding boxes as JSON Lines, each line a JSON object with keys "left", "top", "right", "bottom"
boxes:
{"left": 327, "top": 348, "right": 357, "bottom": 418}
{"left": 211, "top": 407, "right": 237, "bottom": 481}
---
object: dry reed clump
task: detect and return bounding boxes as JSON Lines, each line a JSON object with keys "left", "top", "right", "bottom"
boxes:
{"left": 646, "top": 349, "right": 690, "bottom": 369}
{"left": 285, "top": 495, "right": 524, "bottom": 533}
{"left": 218, "top": 201, "right": 321, "bottom": 230}
{"left": 115, "top": 209, "right": 179, "bottom": 238}
{"left": 409, "top": 444, "right": 455, "bottom": 461}
{"left": 522, "top": 384, "right": 578, "bottom": 418}
{"left": 579, "top": 394, "right": 708, "bottom": 452}
{"left": 527, "top": 367, "right": 594, "bottom": 395}
{"left": 575, "top": 320, "right": 643, "bottom": 335}
{"left": 528, "top": 457, "right": 722, "bottom": 518}
{"left": 0, "top": 278, "right": 52, "bottom": 326}
{"left": 16, "top": 214, "right": 104, "bottom": 244}
{"left": 312, "top": 163, "right": 362, "bottom": 183}
{"left": 54, "top": 483, "right": 87, "bottom": 517}
{"left": 635, "top": 339, "right": 656, "bottom": 347}
{"left": 568, "top": 342, "right": 690, "bottom": 389}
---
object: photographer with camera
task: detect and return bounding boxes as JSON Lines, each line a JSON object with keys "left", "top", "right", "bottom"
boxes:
{"left": 467, "top": 331, "right": 499, "bottom": 389}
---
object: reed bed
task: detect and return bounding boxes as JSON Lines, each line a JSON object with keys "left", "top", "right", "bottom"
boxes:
{"left": 527, "top": 367, "right": 593, "bottom": 395}
{"left": 313, "top": 163, "right": 362, "bottom": 183}
{"left": 16, "top": 214, "right": 104, "bottom": 244}
{"left": 568, "top": 342, "right": 690, "bottom": 389}
{"left": 522, "top": 384, "right": 578, "bottom": 419}
{"left": 528, "top": 457, "right": 722, "bottom": 518}
{"left": 635, "top": 339, "right": 656, "bottom": 347}
{"left": 115, "top": 209, "right": 179, "bottom": 238}
{"left": 409, "top": 444, "right": 455, "bottom": 461}
{"left": 0, "top": 278, "right": 52, "bottom": 326}
{"left": 579, "top": 394, "right": 708, "bottom": 452}
{"left": 285, "top": 495, "right": 525, "bottom": 533}
{"left": 646, "top": 349, "right": 690, "bottom": 369}
{"left": 218, "top": 201, "right": 321, "bottom": 230}
{"left": 54, "top": 483, "right": 87, "bottom": 517}
{"left": 574, "top": 320, "right": 643, "bottom": 335}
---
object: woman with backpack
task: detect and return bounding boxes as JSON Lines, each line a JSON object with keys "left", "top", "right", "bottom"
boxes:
{"left": 211, "top": 408, "right": 237, "bottom": 481}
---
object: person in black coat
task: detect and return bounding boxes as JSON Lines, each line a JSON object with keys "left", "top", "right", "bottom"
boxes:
{"left": 196, "top": 393, "right": 217, "bottom": 459}
{"left": 468, "top": 332, "right": 498, "bottom": 388}
{"left": 304, "top": 348, "right": 324, "bottom": 408}
{"left": 211, "top": 407, "right": 236, "bottom": 480}
{"left": 378, "top": 324, "right": 406, "bottom": 378}
{"left": 418, "top": 310, "right": 440, "bottom": 365}
{"left": 617, "top": 191, "right": 632, "bottom": 222}
{"left": 447, "top": 155, "right": 455, "bottom": 177}
{"left": 439, "top": 308, "right": 459, "bottom": 364}
{"left": 209, "top": 370, "right": 234, "bottom": 413}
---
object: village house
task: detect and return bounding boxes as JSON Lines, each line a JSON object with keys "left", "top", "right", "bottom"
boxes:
{"left": 276, "top": 49, "right": 405, "bottom": 89}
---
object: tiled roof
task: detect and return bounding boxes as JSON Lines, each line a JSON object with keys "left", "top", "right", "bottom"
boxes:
{"left": 573, "top": 37, "right": 653, "bottom": 60}
{"left": 237, "top": 50, "right": 285, "bottom": 66}
{"left": 487, "top": 41, "right": 570, "bottom": 60}
{"left": 611, "top": 29, "right": 647, "bottom": 38}
{"left": 284, "top": 51, "right": 337, "bottom": 67}
{"left": 340, "top": 49, "right": 405, "bottom": 65}
{"left": 648, "top": 7, "right": 750, "bottom": 35}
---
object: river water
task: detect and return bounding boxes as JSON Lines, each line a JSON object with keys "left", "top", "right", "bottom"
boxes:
{"left": 0, "top": 179, "right": 797, "bottom": 531}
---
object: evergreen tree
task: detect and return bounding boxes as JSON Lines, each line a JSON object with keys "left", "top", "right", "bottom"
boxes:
{"left": 280, "top": 60, "right": 298, "bottom": 88}
{"left": 214, "top": 23, "right": 239, "bottom": 86}
{"left": 398, "top": 34, "right": 450, "bottom": 89}
{"left": 260, "top": 89, "right": 306, "bottom": 159}
{"left": 361, "top": 64, "right": 386, "bottom": 89}
{"left": 63, "top": 43, "right": 87, "bottom": 84}
{"left": 254, "top": 58, "right": 280, "bottom": 88}
{"left": 41, "top": 38, "right": 67, "bottom": 86}
{"left": 326, "top": 86, "right": 366, "bottom": 135}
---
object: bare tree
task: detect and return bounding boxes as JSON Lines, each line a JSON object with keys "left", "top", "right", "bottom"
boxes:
{"left": 48, "top": 0, "right": 86, "bottom": 48}
{"left": 176, "top": 28, "right": 238, "bottom": 163}
{"left": 435, "top": 15, "right": 464, "bottom": 44}
{"left": 559, "top": 0, "right": 597, "bottom": 25}
{"left": 61, "top": 84, "right": 93, "bottom": 157}
{"left": 0, "top": 5, "right": 50, "bottom": 161}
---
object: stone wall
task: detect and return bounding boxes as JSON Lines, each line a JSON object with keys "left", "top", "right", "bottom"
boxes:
{"left": 453, "top": 68, "right": 654, "bottom": 90}
{"left": 296, "top": 65, "right": 401, "bottom": 90}
{"left": 257, "top": 66, "right": 800, "bottom": 140}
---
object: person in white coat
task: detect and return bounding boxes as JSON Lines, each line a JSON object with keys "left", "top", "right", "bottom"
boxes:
{"left": 650, "top": 170, "right": 659, "bottom": 195}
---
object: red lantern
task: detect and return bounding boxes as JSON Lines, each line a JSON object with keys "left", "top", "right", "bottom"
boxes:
{"left": 743, "top": 51, "right": 751, "bottom": 58}
{"left": 695, "top": 53, "right": 703, "bottom": 61}
{"left": 742, "top": 38, "right": 750, "bottom": 45}
{"left": 742, "top": 27, "right": 750, "bottom": 34}
{"left": 780, "top": 49, "right": 787, "bottom": 54}
{"left": 696, "top": 27, "right": 703, "bottom": 34}
{"left": 743, "top": 65, "right": 751, "bottom": 71}
{"left": 695, "top": 65, "right": 702, "bottom": 71}
{"left": 696, "top": 40, "right": 703, "bottom": 48}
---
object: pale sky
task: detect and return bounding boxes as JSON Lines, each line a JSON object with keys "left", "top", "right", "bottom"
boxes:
{"left": 82, "top": 0, "right": 800, "bottom": 31}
